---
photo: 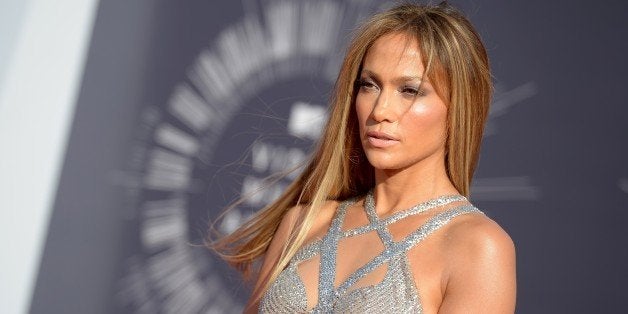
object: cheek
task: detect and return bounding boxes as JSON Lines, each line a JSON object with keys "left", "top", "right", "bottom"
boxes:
{"left": 405, "top": 102, "right": 448, "bottom": 139}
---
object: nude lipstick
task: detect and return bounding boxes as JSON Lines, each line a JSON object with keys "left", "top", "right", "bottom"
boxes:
{"left": 366, "top": 130, "right": 399, "bottom": 148}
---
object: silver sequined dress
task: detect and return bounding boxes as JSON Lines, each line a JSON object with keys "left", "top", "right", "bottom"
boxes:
{"left": 259, "top": 191, "right": 483, "bottom": 313}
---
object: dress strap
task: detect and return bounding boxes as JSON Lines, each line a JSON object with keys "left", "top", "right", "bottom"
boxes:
{"left": 316, "top": 197, "right": 356, "bottom": 312}
{"left": 334, "top": 205, "right": 482, "bottom": 294}
{"left": 363, "top": 192, "right": 395, "bottom": 246}
{"left": 343, "top": 192, "right": 467, "bottom": 238}
{"left": 396, "top": 205, "right": 482, "bottom": 252}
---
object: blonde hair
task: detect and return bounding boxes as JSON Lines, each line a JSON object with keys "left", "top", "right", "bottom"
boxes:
{"left": 208, "top": 1, "right": 492, "bottom": 306}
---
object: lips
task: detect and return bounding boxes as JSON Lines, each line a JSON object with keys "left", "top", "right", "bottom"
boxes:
{"left": 366, "top": 130, "right": 399, "bottom": 148}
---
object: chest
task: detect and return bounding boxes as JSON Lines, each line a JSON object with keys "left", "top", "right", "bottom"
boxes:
{"left": 295, "top": 232, "right": 445, "bottom": 309}
{"left": 259, "top": 195, "right": 479, "bottom": 313}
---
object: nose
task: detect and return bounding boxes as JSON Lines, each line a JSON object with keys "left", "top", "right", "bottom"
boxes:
{"left": 371, "top": 89, "right": 396, "bottom": 123}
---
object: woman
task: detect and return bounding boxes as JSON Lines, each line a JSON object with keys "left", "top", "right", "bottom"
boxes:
{"left": 211, "top": 2, "right": 516, "bottom": 313}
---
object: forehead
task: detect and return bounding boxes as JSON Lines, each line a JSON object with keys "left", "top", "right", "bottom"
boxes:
{"left": 362, "top": 32, "right": 424, "bottom": 74}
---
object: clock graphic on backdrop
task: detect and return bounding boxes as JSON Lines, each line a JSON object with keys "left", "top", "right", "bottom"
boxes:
{"left": 114, "top": 1, "right": 388, "bottom": 312}
{"left": 113, "top": 1, "right": 540, "bottom": 312}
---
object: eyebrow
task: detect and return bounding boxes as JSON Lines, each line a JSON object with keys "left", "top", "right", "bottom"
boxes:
{"left": 360, "top": 69, "right": 427, "bottom": 84}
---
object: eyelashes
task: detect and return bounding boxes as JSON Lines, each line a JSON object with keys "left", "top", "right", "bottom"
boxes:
{"left": 401, "top": 86, "right": 423, "bottom": 96}
{"left": 355, "top": 79, "right": 378, "bottom": 92}
{"left": 355, "top": 78, "right": 426, "bottom": 97}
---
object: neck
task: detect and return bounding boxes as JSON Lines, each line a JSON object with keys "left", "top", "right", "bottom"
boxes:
{"left": 371, "top": 151, "right": 459, "bottom": 216}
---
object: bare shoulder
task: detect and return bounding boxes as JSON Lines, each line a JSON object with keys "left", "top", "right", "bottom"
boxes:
{"left": 262, "top": 199, "right": 341, "bottom": 263}
{"left": 444, "top": 211, "right": 515, "bottom": 260}
{"left": 299, "top": 199, "right": 341, "bottom": 243}
{"left": 279, "top": 203, "right": 304, "bottom": 233}
{"left": 438, "top": 210, "right": 517, "bottom": 313}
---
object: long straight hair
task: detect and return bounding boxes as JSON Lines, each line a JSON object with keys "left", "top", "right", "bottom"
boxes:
{"left": 208, "top": 1, "right": 492, "bottom": 305}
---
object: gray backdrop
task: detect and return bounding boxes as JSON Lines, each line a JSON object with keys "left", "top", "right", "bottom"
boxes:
{"left": 30, "top": 0, "right": 628, "bottom": 313}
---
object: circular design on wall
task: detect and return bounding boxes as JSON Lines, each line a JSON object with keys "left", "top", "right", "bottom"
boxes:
{"left": 115, "top": 1, "right": 385, "bottom": 312}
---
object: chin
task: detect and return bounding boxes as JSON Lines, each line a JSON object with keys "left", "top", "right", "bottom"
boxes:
{"left": 364, "top": 154, "right": 404, "bottom": 171}
{"left": 364, "top": 149, "right": 439, "bottom": 173}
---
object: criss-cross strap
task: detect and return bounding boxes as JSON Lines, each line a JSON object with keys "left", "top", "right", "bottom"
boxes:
{"left": 344, "top": 192, "right": 467, "bottom": 238}
{"left": 261, "top": 192, "right": 482, "bottom": 313}
{"left": 335, "top": 205, "right": 482, "bottom": 295}
{"left": 363, "top": 193, "right": 395, "bottom": 246}
{"left": 316, "top": 198, "right": 356, "bottom": 312}
{"left": 287, "top": 192, "right": 465, "bottom": 265}
{"left": 395, "top": 205, "right": 482, "bottom": 252}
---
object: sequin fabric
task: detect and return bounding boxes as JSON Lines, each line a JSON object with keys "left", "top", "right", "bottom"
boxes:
{"left": 259, "top": 190, "right": 483, "bottom": 313}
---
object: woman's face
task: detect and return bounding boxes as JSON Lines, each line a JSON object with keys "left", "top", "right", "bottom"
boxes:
{"left": 356, "top": 32, "right": 448, "bottom": 172}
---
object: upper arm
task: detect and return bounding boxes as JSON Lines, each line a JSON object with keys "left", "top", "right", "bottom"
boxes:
{"left": 438, "top": 216, "right": 517, "bottom": 314}
{"left": 244, "top": 205, "right": 302, "bottom": 313}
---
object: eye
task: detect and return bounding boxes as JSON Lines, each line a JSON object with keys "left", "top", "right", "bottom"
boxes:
{"left": 401, "top": 86, "right": 425, "bottom": 97}
{"left": 356, "top": 79, "right": 379, "bottom": 92}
